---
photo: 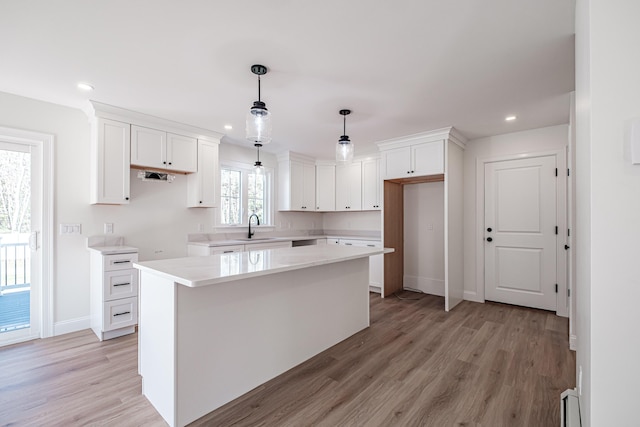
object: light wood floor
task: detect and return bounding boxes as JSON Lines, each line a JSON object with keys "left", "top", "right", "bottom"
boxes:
{"left": 0, "top": 292, "right": 575, "bottom": 426}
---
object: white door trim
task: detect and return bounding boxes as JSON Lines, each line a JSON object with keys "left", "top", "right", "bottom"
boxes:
{"left": 475, "top": 149, "right": 568, "bottom": 317}
{"left": 0, "top": 126, "right": 54, "bottom": 341}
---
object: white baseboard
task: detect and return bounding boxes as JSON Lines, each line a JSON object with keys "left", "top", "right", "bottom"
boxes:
{"left": 570, "top": 334, "right": 577, "bottom": 351}
{"left": 463, "top": 290, "right": 483, "bottom": 303}
{"left": 403, "top": 275, "right": 444, "bottom": 297}
{"left": 54, "top": 316, "right": 91, "bottom": 336}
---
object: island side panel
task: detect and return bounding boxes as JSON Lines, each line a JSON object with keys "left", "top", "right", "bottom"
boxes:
{"left": 139, "top": 271, "right": 177, "bottom": 427}
{"left": 175, "top": 257, "right": 370, "bottom": 426}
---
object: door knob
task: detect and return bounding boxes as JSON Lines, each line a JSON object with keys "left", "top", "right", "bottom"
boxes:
{"left": 486, "top": 237, "right": 493, "bottom": 242}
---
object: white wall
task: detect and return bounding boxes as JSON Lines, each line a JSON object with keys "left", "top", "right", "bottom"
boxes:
{"left": 575, "top": 1, "right": 640, "bottom": 425}
{"left": 462, "top": 125, "right": 569, "bottom": 301}
{"left": 322, "top": 211, "right": 381, "bottom": 233}
{"left": 403, "top": 182, "right": 445, "bottom": 295}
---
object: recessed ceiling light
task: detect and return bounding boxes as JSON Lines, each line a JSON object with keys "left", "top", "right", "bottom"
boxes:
{"left": 77, "top": 82, "right": 94, "bottom": 91}
{"left": 224, "top": 124, "right": 233, "bottom": 130}
{"left": 505, "top": 115, "right": 517, "bottom": 121}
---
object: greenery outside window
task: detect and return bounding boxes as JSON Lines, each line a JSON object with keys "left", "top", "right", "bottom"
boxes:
{"left": 219, "top": 162, "right": 273, "bottom": 226}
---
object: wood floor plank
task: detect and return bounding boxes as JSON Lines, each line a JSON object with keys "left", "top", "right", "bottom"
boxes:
{"left": 0, "top": 292, "right": 575, "bottom": 427}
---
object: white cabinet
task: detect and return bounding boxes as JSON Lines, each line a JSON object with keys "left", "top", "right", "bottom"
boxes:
{"left": 245, "top": 241, "right": 292, "bottom": 251}
{"left": 90, "top": 118, "right": 131, "bottom": 205}
{"left": 187, "top": 139, "right": 219, "bottom": 207}
{"left": 187, "top": 241, "right": 292, "bottom": 256}
{"left": 131, "top": 125, "right": 197, "bottom": 173}
{"left": 335, "top": 162, "right": 362, "bottom": 211}
{"left": 278, "top": 153, "right": 316, "bottom": 211}
{"left": 381, "top": 140, "right": 444, "bottom": 179}
{"left": 315, "top": 164, "right": 336, "bottom": 211}
{"left": 90, "top": 249, "right": 139, "bottom": 341}
{"left": 362, "top": 158, "right": 382, "bottom": 210}
{"left": 339, "top": 239, "right": 383, "bottom": 292}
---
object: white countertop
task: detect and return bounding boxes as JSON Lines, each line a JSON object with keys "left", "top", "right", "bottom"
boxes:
{"left": 134, "top": 245, "right": 392, "bottom": 287}
{"left": 87, "top": 245, "right": 138, "bottom": 255}
{"left": 187, "top": 235, "right": 381, "bottom": 247}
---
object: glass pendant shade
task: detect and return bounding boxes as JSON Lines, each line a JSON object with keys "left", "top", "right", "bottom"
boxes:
{"left": 246, "top": 103, "right": 272, "bottom": 144}
{"left": 336, "top": 136, "right": 354, "bottom": 163}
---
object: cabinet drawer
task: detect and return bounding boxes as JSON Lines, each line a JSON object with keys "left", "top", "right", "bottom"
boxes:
{"left": 104, "top": 269, "right": 138, "bottom": 301}
{"left": 104, "top": 253, "right": 138, "bottom": 271}
{"left": 103, "top": 297, "right": 138, "bottom": 332}
{"left": 210, "top": 245, "right": 245, "bottom": 255}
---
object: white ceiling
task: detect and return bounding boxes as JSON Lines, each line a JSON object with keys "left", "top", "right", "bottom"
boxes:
{"left": 0, "top": 0, "right": 575, "bottom": 160}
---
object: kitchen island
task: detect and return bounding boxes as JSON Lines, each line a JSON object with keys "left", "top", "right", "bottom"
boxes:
{"left": 134, "top": 244, "right": 390, "bottom": 427}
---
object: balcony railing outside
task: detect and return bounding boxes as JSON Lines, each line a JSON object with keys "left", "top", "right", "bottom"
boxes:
{"left": 0, "top": 240, "right": 30, "bottom": 333}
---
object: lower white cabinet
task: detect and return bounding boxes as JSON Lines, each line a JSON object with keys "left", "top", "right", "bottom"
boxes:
{"left": 89, "top": 249, "right": 139, "bottom": 341}
{"left": 187, "top": 241, "right": 292, "bottom": 256}
{"left": 338, "top": 239, "right": 383, "bottom": 293}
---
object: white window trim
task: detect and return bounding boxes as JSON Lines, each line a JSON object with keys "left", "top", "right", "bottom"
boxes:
{"left": 216, "top": 160, "right": 275, "bottom": 229}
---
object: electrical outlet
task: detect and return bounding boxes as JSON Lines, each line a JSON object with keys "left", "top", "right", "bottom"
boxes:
{"left": 104, "top": 223, "right": 114, "bottom": 234}
{"left": 427, "top": 224, "right": 434, "bottom": 231}
{"left": 197, "top": 223, "right": 204, "bottom": 232}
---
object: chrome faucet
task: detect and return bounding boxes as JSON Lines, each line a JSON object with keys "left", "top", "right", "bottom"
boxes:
{"left": 248, "top": 213, "right": 260, "bottom": 238}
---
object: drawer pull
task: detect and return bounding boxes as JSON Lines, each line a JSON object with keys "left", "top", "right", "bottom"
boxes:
{"left": 367, "top": 244, "right": 375, "bottom": 247}
{"left": 113, "top": 311, "right": 131, "bottom": 317}
{"left": 113, "top": 260, "right": 131, "bottom": 264}
{"left": 223, "top": 250, "right": 234, "bottom": 253}
{"left": 113, "top": 282, "right": 130, "bottom": 287}
{"left": 344, "top": 243, "right": 353, "bottom": 246}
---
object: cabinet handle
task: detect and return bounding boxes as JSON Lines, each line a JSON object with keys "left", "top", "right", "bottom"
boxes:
{"left": 223, "top": 250, "right": 234, "bottom": 253}
{"left": 407, "top": 171, "right": 410, "bottom": 174}
{"left": 113, "top": 282, "right": 130, "bottom": 287}
{"left": 168, "top": 162, "right": 172, "bottom": 165}
{"left": 125, "top": 197, "right": 129, "bottom": 201}
{"left": 199, "top": 201, "right": 203, "bottom": 204}
{"left": 113, "top": 311, "right": 131, "bottom": 317}
{"left": 367, "top": 244, "right": 375, "bottom": 247}
{"left": 163, "top": 161, "right": 167, "bottom": 165}
{"left": 411, "top": 170, "right": 415, "bottom": 173}
{"left": 113, "top": 260, "right": 131, "bottom": 264}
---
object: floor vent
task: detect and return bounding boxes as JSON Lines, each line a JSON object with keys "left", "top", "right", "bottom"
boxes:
{"left": 561, "top": 388, "right": 581, "bottom": 427}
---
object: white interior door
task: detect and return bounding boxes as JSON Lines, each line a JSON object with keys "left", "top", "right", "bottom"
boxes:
{"left": 0, "top": 140, "right": 42, "bottom": 345}
{"left": 484, "top": 155, "right": 557, "bottom": 311}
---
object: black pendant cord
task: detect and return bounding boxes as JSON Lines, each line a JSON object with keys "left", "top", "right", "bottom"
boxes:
{"left": 343, "top": 114, "right": 346, "bottom": 136}
{"left": 257, "top": 76, "right": 261, "bottom": 103}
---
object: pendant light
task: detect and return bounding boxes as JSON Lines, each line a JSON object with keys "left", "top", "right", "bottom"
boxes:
{"left": 246, "top": 64, "right": 272, "bottom": 144}
{"left": 336, "top": 109, "right": 354, "bottom": 163}
{"left": 253, "top": 143, "right": 263, "bottom": 174}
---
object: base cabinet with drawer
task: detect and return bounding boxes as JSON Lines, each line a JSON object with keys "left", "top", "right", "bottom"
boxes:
{"left": 89, "top": 248, "right": 139, "bottom": 341}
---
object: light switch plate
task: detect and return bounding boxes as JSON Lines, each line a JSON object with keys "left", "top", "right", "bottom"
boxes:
{"left": 59, "top": 223, "right": 82, "bottom": 235}
{"left": 104, "top": 223, "right": 114, "bottom": 234}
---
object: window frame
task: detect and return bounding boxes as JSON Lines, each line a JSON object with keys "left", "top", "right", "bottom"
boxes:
{"left": 216, "top": 160, "right": 274, "bottom": 229}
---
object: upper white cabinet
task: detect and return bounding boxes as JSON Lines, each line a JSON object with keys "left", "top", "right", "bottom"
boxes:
{"left": 278, "top": 153, "right": 316, "bottom": 211}
{"left": 131, "top": 125, "right": 197, "bottom": 173}
{"left": 315, "top": 164, "right": 336, "bottom": 211}
{"left": 335, "top": 161, "right": 362, "bottom": 211}
{"left": 380, "top": 140, "right": 444, "bottom": 179}
{"left": 85, "top": 101, "right": 224, "bottom": 205}
{"left": 187, "top": 139, "right": 219, "bottom": 208}
{"left": 362, "top": 158, "right": 381, "bottom": 210}
{"left": 90, "top": 118, "right": 131, "bottom": 205}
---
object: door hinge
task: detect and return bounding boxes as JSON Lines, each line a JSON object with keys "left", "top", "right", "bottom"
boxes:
{"left": 555, "top": 226, "right": 558, "bottom": 235}
{"left": 555, "top": 284, "right": 558, "bottom": 293}
{"left": 568, "top": 228, "right": 571, "bottom": 237}
{"left": 568, "top": 288, "right": 571, "bottom": 297}
{"left": 555, "top": 168, "right": 558, "bottom": 176}
{"left": 568, "top": 168, "right": 570, "bottom": 177}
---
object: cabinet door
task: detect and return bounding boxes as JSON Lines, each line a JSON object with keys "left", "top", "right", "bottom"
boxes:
{"left": 412, "top": 140, "right": 444, "bottom": 176}
{"left": 336, "top": 162, "right": 362, "bottom": 211}
{"left": 167, "top": 133, "right": 198, "bottom": 172}
{"left": 290, "top": 161, "right": 305, "bottom": 210}
{"left": 302, "top": 163, "right": 316, "bottom": 211}
{"left": 187, "top": 140, "right": 218, "bottom": 207}
{"left": 382, "top": 146, "right": 411, "bottom": 179}
{"left": 131, "top": 125, "right": 166, "bottom": 169}
{"left": 362, "top": 159, "right": 381, "bottom": 210}
{"left": 91, "top": 118, "right": 131, "bottom": 204}
{"left": 315, "top": 165, "right": 335, "bottom": 211}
